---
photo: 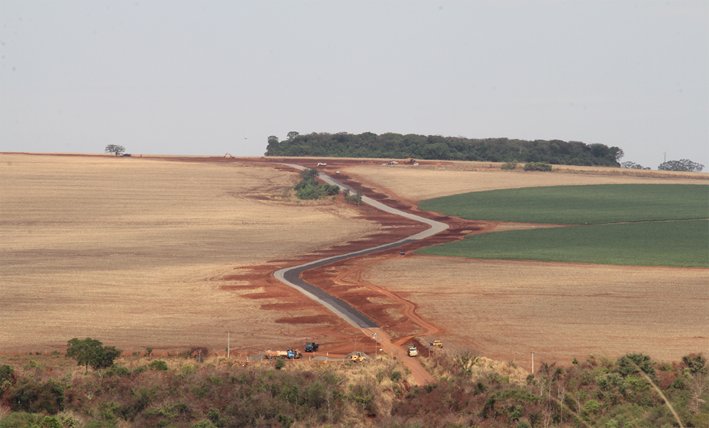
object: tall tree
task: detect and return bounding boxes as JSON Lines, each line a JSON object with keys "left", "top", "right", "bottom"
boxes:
{"left": 66, "top": 338, "right": 121, "bottom": 372}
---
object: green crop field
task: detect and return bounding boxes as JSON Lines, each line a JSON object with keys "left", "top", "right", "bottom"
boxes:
{"left": 418, "top": 184, "right": 709, "bottom": 266}
{"left": 419, "top": 184, "right": 709, "bottom": 224}
{"left": 420, "top": 219, "right": 709, "bottom": 267}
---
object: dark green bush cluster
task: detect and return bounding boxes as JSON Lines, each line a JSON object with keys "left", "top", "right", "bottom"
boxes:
{"left": 523, "top": 162, "right": 552, "bottom": 171}
{"left": 294, "top": 169, "right": 340, "bottom": 200}
{"left": 266, "top": 132, "right": 624, "bottom": 166}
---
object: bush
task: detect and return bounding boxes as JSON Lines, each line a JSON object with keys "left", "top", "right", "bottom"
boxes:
{"left": 523, "top": 162, "right": 552, "bottom": 172}
{"left": 343, "top": 189, "right": 363, "bottom": 205}
{"left": 501, "top": 162, "right": 518, "bottom": 170}
{"left": 148, "top": 360, "right": 169, "bottom": 371}
{"left": 294, "top": 169, "right": 340, "bottom": 200}
{"left": 9, "top": 380, "right": 65, "bottom": 414}
{"left": 0, "top": 365, "right": 16, "bottom": 393}
{"left": 617, "top": 353, "right": 655, "bottom": 377}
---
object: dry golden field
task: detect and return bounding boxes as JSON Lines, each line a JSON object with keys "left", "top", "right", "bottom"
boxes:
{"left": 342, "top": 163, "right": 709, "bottom": 201}
{"left": 363, "top": 256, "right": 709, "bottom": 363}
{"left": 0, "top": 154, "right": 378, "bottom": 353}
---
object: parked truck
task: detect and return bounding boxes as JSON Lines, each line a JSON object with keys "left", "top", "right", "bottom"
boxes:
{"left": 265, "top": 349, "right": 302, "bottom": 359}
{"left": 304, "top": 342, "right": 319, "bottom": 353}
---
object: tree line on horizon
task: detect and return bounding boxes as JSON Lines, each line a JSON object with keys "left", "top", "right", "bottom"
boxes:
{"left": 265, "top": 132, "right": 624, "bottom": 167}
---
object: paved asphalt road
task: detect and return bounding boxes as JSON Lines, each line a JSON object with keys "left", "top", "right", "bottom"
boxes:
{"left": 273, "top": 165, "right": 449, "bottom": 329}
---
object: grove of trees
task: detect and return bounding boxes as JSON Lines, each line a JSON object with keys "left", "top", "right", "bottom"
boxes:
{"left": 658, "top": 159, "right": 704, "bottom": 172}
{"left": 266, "top": 132, "right": 624, "bottom": 166}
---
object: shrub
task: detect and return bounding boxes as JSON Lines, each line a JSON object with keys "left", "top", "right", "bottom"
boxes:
{"left": 681, "top": 353, "right": 706, "bottom": 375}
{"left": 148, "top": 360, "right": 168, "bottom": 371}
{"left": 501, "top": 162, "right": 518, "bottom": 170}
{"left": 617, "top": 353, "right": 655, "bottom": 377}
{"left": 523, "top": 162, "right": 552, "bottom": 172}
{"left": 9, "top": 380, "right": 65, "bottom": 414}
{"left": 294, "top": 169, "right": 340, "bottom": 200}
{"left": 0, "top": 365, "right": 16, "bottom": 393}
{"left": 275, "top": 359, "right": 286, "bottom": 370}
{"left": 343, "top": 189, "right": 363, "bottom": 205}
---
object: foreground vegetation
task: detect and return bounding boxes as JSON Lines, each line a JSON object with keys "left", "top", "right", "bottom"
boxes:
{"left": 266, "top": 132, "right": 623, "bottom": 166}
{"left": 0, "top": 350, "right": 706, "bottom": 427}
{"left": 422, "top": 219, "right": 709, "bottom": 267}
{"left": 419, "top": 184, "right": 709, "bottom": 225}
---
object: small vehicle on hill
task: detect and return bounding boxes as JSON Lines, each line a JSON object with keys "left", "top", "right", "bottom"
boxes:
{"left": 407, "top": 345, "right": 419, "bottom": 357}
{"left": 430, "top": 339, "right": 443, "bottom": 349}
{"left": 304, "top": 342, "right": 319, "bottom": 353}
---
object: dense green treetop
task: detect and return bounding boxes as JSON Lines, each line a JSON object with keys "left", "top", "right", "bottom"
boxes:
{"left": 265, "top": 131, "right": 624, "bottom": 166}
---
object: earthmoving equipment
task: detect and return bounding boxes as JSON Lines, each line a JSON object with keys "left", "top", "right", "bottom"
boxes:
{"left": 430, "top": 339, "right": 443, "bottom": 349}
{"left": 399, "top": 249, "right": 406, "bottom": 256}
{"left": 287, "top": 348, "right": 302, "bottom": 359}
{"left": 407, "top": 345, "right": 419, "bottom": 357}
{"left": 349, "top": 352, "right": 367, "bottom": 363}
{"left": 304, "top": 342, "right": 319, "bottom": 352}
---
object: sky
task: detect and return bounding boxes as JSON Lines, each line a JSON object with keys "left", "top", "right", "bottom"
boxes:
{"left": 1, "top": 1, "right": 707, "bottom": 169}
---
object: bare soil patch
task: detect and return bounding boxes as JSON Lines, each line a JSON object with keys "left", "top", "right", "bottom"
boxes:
{"left": 361, "top": 256, "right": 709, "bottom": 364}
{"left": 0, "top": 154, "right": 379, "bottom": 354}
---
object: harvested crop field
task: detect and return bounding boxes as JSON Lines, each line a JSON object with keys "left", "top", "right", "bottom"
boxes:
{"left": 362, "top": 256, "right": 709, "bottom": 363}
{"left": 0, "top": 154, "right": 379, "bottom": 353}
{"left": 341, "top": 163, "right": 709, "bottom": 202}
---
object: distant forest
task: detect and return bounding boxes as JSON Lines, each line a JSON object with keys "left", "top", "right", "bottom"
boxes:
{"left": 265, "top": 132, "right": 624, "bottom": 167}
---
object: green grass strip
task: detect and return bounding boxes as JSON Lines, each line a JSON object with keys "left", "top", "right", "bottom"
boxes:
{"left": 419, "top": 184, "right": 709, "bottom": 225}
{"left": 420, "top": 220, "right": 709, "bottom": 267}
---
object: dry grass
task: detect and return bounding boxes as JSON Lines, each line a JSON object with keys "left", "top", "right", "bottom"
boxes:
{"left": 0, "top": 154, "right": 378, "bottom": 353}
{"left": 342, "top": 164, "right": 709, "bottom": 201}
{"left": 363, "top": 256, "right": 709, "bottom": 364}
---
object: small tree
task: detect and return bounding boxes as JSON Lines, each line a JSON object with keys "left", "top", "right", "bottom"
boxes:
{"left": 658, "top": 159, "right": 704, "bottom": 172}
{"left": 105, "top": 144, "right": 126, "bottom": 156}
{"left": 66, "top": 338, "right": 121, "bottom": 372}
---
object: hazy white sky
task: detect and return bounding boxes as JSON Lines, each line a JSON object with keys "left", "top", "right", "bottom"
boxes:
{"left": 1, "top": 1, "right": 707, "bottom": 168}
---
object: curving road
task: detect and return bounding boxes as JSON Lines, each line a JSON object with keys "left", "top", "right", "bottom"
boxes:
{"left": 273, "top": 164, "right": 448, "bottom": 329}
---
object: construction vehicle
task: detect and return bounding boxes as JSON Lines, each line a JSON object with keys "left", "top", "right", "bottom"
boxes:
{"left": 407, "top": 345, "right": 419, "bottom": 357}
{"left": 304, "top": 342, "right": 319, "bottom": 353}
{"left": 265, "top": 349, "right": 302, "bottom": 359}
{"left": 349, "top": 352, "right": 367, "bottom": 362}
{"left": 430, "top": 339, "right": 443, "bottom": 349}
